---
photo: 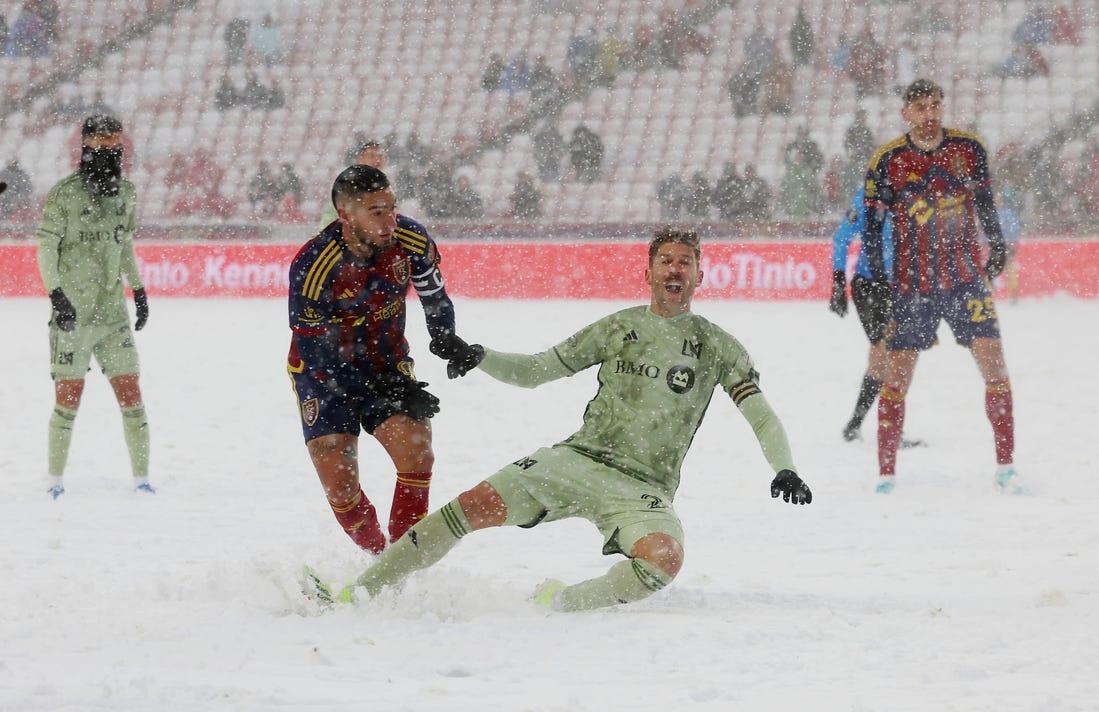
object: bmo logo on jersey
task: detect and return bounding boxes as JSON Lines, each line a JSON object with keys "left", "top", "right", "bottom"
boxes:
{"left": 613, "top": 360, "right": 696, "bottom": 393}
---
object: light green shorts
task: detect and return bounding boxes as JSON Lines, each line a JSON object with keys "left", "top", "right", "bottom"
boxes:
{"left": 485, "top": 445, "right": 684, "bottom": 557}
{"left": 49, "top": 321, "right": 140, "bottom": 381}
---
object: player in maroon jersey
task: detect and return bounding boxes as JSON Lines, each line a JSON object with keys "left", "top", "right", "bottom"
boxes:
{"left": 288, "top": 164, "right": 463, "bottom": 552}
{"left": 862, "top": 79, "right": 1020, "bottom": 494}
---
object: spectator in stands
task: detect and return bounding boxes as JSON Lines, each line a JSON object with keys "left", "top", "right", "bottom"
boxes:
{"left": 279, "top": 162, "right": 303, "bottom": 205}
{"left": 36, "top": 0, "right": 59, "bottom": 47}
{"left": 533, "top": 123, "right": 566, "bottom": 182}
{"left": 711, "top": 162, "right": 744, "bottom": 221}
{"left": 990, "top": 43, "right": 1050, "bottom": 79}
{"left": 847, "top": 23, "right": 887, "bottom": 98}
{"left": 844, "top": 108, "right": 876, "bottom": 170}
{"left": 449, "top": 175, "right": 484, "bottom": 221}
{"left": 1012, "top": 5, "right": 1052, "bottom": 46}
{"left": 728, "top": 59, "right": 763, "bottom": 117}
{"left": 0, "top": 158, "right": 33, "bottom": 217}
{"left": 252, "top": 13, "right": 283, "bottom": 66}
{"left": 0, "top": 12, "right": 8, "bottom": 52}
{"left": 1051, "top": 6, "right": 1080, "bottom": 45}
{"left": 626, "top": 22, "right": 661, "bottom": 72}
{"left": 214, "top": 72, "right": 239, "bottom": 111}
{"left": 739, "top": 163, "right": 772, "bottom": 221}
{"left": 788, "top": 6, "right": 814, "bottom": 67}
{"left": 656, "top": 173, "right": 685, "bottom": 220}
{"left": 566, "top": 27, "right": 598, "bottom": 89}
{"left": 829, "top": 32, "right": 853, "bottom": 73}
{"left": 501, "top": 50, "right": 532, "bottom": 94}
{"left": 510, "top": 172, "right": 542, "bottom": 220}
{"left": 780, "top": 126, "right": 825, "bottom": 219}
{"left": 529, "top": 55, "right": 566, "bottom": 118}
{"left": 568, "top": 124, "right": 603, "bottom": 183}
{"left": 167, "top": 149, "right": 234, "bottom": 219}
{"left": 5, "top": 3, "right": 49, "bottom": 57}
{"left": 902, "top": 3, "right": 952, "bottom": 35}
{"left": 418, "top": 165, "right": 458, "bottom": 220}
{"left": 248, "top": 161, "right": 282, "bottom": 216}
{"left": 759, "top": 45, "right": 794, "bottom": 116}
{"left": 224, "top": 16, "right": 249, "bottom": 65}
{"left": 482, "top": 53, "right": 505, "bottom": 92}
{"left": 595, "top": 26, "right": 624, "bottom": 87}
{"left": 683, "top": 171, "right": 712, "bottom": 219}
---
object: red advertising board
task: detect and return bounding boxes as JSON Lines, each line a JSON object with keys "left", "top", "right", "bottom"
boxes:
{"left": 3, "top": 240, "right": 1097, "bottom": 299}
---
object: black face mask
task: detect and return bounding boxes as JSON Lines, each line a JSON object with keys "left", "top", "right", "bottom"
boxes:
{"left": 80, "top": 146, "right": 123, "bottom": 197}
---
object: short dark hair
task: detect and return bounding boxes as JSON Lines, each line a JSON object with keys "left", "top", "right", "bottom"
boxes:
{"left": 903, "top": 78, "right": 944, "bottom": 105}
{"left": 648, "top": 226, "right": 701, "bottom": 264}
{"left": 82, "top": 114, "right": 123, "bottom": 139}
{"left": 331, "top": 164, "right": 390, "bottom": 209}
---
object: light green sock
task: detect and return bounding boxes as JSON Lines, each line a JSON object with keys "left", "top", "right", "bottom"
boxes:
{"left": 47, "top": 404, "right": 78, "bottom": 477}
{"left": 121, "top": 405, "right": 149, "bottom": 478}
{"left": 352, "top": 499, "right": 471, "bottom": 597}
{"left": 555, "top": 558, "right": 674, "bottom": 612}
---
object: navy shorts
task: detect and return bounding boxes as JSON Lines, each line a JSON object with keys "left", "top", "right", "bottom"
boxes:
{"left": 289, "top": 370, "right": 401, "bottom": 442}
{"left": 888, "top": 279, "right": 1001, "bottom": 351}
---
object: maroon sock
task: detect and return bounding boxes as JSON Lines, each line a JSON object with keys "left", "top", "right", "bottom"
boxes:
{"left": 330, "top": 488, "right": 387, "bottom": 554}
{"left": 389, "top": 471, "right": 432, "bottom": 542}
{"left": 985, "top": 383, "right": 1015, "bottom": 465}
{"left": 877, "top": 387, "right": 906, "bottom": 476}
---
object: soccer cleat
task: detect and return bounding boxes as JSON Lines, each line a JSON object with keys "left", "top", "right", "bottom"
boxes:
{"left": 899, "top": 437, "right": 927, "bottom": 449}
{"left": 531, "top": 580, "right": 566, "bottom": 610}
{"left": 875, "top": 476, "right": 895, "bottom": 494}
{"left": 301, "top": 566, "right": 354, "bottom": 607}
{"left": 134, "top": 481, "right": 157, "bottom": 494}
{"left": 841, "top": 421, "right": 861, "bottom": 442}
{"left": 994, "top": 466, "right": 1025, "bottom": 495}
{"left": 47, "top": 482, "right": 65, "bottom": 499}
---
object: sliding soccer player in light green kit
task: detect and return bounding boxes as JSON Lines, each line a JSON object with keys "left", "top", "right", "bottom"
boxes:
{"left": 308, "top": 227, "right": 811, "bottom": 611}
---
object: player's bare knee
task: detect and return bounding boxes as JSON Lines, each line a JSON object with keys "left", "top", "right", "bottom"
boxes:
{"left": 457, "top": 481, "right": 508, "bottom": 530}
{"left": 630, "top": 532, "right": 684, "bottom": 579}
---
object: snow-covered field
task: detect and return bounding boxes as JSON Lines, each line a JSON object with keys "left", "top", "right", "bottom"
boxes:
{"left": 2, "top": 294, "right": 1096, "bottom": 711}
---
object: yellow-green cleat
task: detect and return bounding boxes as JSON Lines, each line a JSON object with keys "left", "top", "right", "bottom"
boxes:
{"left": 531, "top": 580, "right": 566, "bottom": 610}
{"left": 301, "top": 566, "right": 355, "bottom": 607}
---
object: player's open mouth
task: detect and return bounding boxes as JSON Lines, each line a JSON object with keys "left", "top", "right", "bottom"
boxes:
{"left": 665, "top": 283, "right": 683, "bottom": 293}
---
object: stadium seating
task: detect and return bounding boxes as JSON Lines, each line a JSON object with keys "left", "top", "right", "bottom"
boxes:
{"left": 0, "top": 0, "right": 1096, "bottom": 226}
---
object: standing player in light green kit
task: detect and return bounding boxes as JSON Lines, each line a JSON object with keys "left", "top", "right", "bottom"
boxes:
{"left": 36, "top": 115, "right": 153, "bottom": 498}
{"left": 306, "top": 227, "right": 811, "bottom": 611}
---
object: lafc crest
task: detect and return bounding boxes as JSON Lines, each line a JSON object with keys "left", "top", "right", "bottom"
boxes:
{"left": 301, "top": 397, "right": 320, "bottom": 426}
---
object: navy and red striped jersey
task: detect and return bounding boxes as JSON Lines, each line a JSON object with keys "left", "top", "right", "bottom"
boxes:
{"left": 287, "top": 214, "right": 456, "bottom": 380}
{"left": 864, "top": 129, "right": 999, "bottom": 294}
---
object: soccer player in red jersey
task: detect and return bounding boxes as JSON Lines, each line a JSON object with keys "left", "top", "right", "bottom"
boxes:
{"left": 288, "top": 165, "right": 461, "bottom": 552}
{"left": 862, "top": 79, "right": 1020, "bottom": 494}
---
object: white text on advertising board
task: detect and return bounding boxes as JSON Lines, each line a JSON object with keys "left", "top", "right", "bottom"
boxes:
{"left": 699, "top": 254, "right": 817, "bottom": 291}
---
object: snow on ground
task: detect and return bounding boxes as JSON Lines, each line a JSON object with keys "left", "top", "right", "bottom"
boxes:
{"left": 1, "top": 295, "right": 1096, "bottom": 711}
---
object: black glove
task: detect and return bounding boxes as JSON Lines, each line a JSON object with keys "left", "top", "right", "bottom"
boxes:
{"left": 770, "top": 469, "right": 812, "bottom": 505}
{"left": 49, "top": 288, "right": 76, "bottom": 331}
{"left": 430, "top": 332, "right": 485, "bottom": 379}
{"left": 865, "top": 278, "right": 892, "bottom": 313}
{"left": 369, "top": 372, "right": 440, "bottom": 420}
{"left": 133, "top": 288, "right": 149, "bottom": 331}
{"left": 985, "top": 240, "right": 1007, "bottom": 280}
{"left": 828, "top": 270, "right": 847, "bottom": 316}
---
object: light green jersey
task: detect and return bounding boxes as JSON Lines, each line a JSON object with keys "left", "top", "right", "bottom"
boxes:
{"left": 479, "top": 305, "right": 797, "bottom": 496}
{"left": 318, "top": 201, "right": 338, "bottom": 231}
{"left": 36, "top": 173, "right": 142, "bottom": 327}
